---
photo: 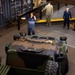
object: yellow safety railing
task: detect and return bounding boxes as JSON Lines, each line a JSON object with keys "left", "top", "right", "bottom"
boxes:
{"left": 36, "top": 18, "right": 75, "bottom": 23}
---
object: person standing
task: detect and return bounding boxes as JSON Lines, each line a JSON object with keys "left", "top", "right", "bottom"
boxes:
{"left": 26, "top": 12, "right": 36, "bottom": 35}
{"left": 42, "top": 2, "right": 53, "bottom": 26}
{"left": 63, "top": 8, "right": 72, "bottom": 29}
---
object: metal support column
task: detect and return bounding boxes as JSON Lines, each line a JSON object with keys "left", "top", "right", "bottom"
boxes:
{"left": 18, "top": 16, "right": 20, "bottom": 30}
{"left": 40, "top": 7, "right": 42, "bottom": 19}
{"left": 73, "top": 23, "right": 75, "bottom": 31}
{"left": 58, "top": 3, "right": 60, "bottom": 10}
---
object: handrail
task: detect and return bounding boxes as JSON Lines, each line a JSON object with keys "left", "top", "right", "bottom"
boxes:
{"left": 18, "top": 3, "right": 46, "bottom": 18}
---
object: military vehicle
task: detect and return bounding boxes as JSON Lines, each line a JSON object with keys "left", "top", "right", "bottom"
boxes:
{"left": 4, "top": 33, "right": 69, "bottom": 75}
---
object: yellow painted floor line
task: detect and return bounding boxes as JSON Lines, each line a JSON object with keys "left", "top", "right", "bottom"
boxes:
{"left": 36, "top": 18, "right": 75, "bottom": 23}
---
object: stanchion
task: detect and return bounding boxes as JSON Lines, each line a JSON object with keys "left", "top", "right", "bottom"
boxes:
{"left": 73, "top": 23, "right": 75, "bottom": 31}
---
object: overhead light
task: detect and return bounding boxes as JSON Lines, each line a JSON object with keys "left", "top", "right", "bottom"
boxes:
{"left": 11, "top": 0, "right": 14, "bottom": 1}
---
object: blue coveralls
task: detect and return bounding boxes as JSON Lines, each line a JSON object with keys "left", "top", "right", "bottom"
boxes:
{"left": 63, "top": 11, "right": 72, "bottom": 29}
{"left": 27, "top": 17, "right": 35, "bottom": 35}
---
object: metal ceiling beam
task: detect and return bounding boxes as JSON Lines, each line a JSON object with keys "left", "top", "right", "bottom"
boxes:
{"left": 51, "top": 0, "right": 75, "bottom": 5}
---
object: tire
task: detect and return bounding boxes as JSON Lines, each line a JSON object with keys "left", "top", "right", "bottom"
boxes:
{"left": 64, "top": 56, "right": 69, "bottom": 73}
{"left": 19, "top": 32, "right": 23, "bottom": 36}
{"left": 13, "top": 34, "right": 21, "bottom": 40}
{"left": 60, "top": 36, "right": 67, "bottom": 41}
{"left": 45, "top": 60, "right": 58, "bottom": 75}
{"left": 60, "top": 56, "right": 69, "bottom": 75}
